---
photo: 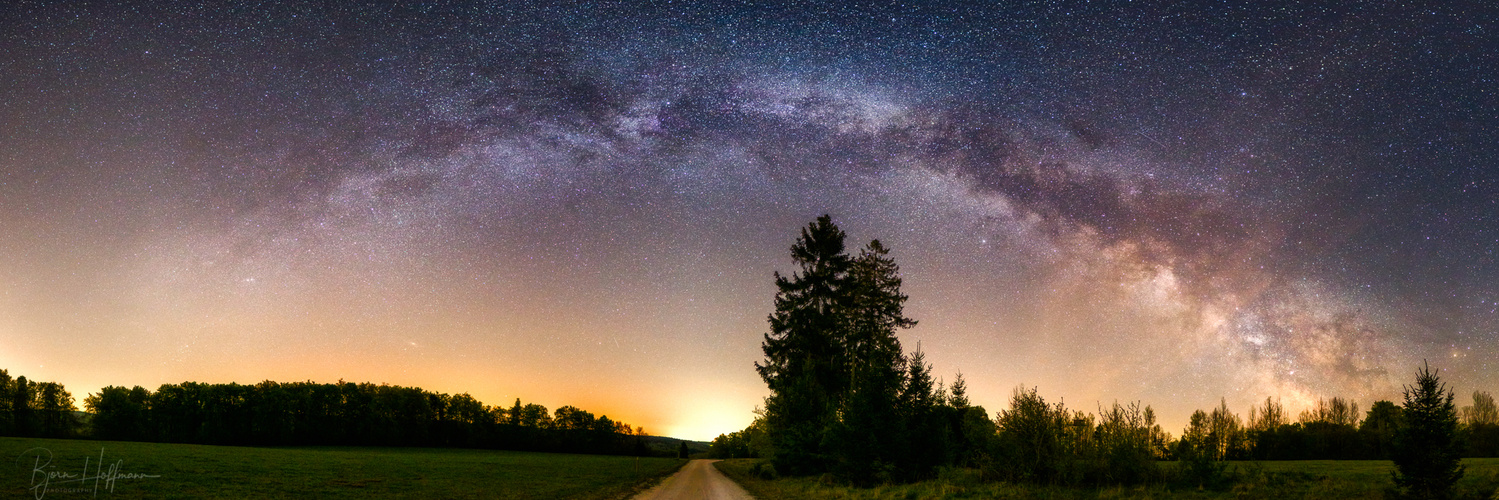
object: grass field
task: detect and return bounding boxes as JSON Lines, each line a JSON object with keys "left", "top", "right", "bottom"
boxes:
{"left": 716, "top": 458, "right": 1499, "bottom": 499}
{"left": 0, "top": 436, "right": 684, "bottom": 499}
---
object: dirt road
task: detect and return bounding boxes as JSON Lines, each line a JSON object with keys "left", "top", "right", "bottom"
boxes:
{"left": 631, "top": 459, "right": 754, "bottom": 500}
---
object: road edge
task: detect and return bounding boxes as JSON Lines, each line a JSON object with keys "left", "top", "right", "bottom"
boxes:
{"left": 603, "top": 458, "right": 691, "bottom": 500}
{"left": 715, "top": 458, "right": 792, "bottom": 500}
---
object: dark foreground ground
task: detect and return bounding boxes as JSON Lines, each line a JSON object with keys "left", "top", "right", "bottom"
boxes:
{"left": 716, "top": 457, "right": 1499, "bottom": 499}
{"left": 0, "top": 436, "right": 684, "bottom": 499}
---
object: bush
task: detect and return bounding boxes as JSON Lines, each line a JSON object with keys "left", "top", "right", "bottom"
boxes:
{"left": 751, "top": 461, "right": 779, "bottom": 480}
{"left": 992, "top": 386, "right": 1069, "bottom": 483}
{"left": 1466, "top": 423, "right": 1499, "bottom": 458}
{"left": 1177, "top": 409, "right": 1230, "bottom": 488}
{"left": 990, "top": 387, "right": 1162, "bottom": 486}
{"left": 1094, "top": 401, "right": 1163, "bottom": 485}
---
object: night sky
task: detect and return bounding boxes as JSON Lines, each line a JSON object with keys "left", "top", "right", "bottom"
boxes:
{"left": 2, "top": 2, "right": 1495, "bottom": 440}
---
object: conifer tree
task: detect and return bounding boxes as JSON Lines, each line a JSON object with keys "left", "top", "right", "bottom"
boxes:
{"left": 947, "top": 373, "right": 971, "bottom": 408}
{"left": 898, "top": 349, "right": 944, "bottom": 476}
{"left": 758, "top": 217, "right": 923, "bottom": 479}
{"left": 757, "top": 215, "right": 853, "bottom": 475}
{"left": 828, "top": 239, "right": 916, "bottom": 483}
{"left": 1391, "top": 361, "right": 1464, "bottom": 499}
{"left": 757, "top": 215, "right": 934, "bottom": 480}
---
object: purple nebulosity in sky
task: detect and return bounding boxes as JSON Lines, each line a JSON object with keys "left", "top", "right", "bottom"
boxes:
{"left": 1, "top": 2, "right": 1494, "bottom": 439}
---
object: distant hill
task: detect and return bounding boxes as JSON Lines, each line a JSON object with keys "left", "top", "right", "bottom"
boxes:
{"left": 639, "top": 435, "right": 710, "bottom": 456}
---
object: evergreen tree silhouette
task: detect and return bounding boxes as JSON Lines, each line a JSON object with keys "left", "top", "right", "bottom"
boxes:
{"left": 757, "top": 215, "right": 853, "bottom": 475}
{"left": 829, "top": 239, "right": 917, "bottom": 484}
{"left": 1391, "top": 361, "right": 1464, "bottom": 499}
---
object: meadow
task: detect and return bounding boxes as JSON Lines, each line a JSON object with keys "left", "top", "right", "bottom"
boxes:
{"left": 715, "top": 458, "right": 1499, "bottom": 499}
{"left": 0, "top": 436, "right": 684, "bottom": 499}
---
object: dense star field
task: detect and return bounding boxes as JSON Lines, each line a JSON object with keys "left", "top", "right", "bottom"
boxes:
{"left": 1, "top": 2, "right": 1494, "bottom": 440}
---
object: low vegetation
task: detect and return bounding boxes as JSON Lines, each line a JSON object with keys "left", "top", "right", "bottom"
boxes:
{"left": 0, "top": 436, "right": 684, "bottom": 498}
{"left": 716, "top": 458, "right": 1499, "bottom": 499}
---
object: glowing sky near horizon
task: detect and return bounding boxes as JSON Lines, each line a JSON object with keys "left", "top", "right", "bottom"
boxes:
{"left": 2, "top": 2, "right": 1495, "bottom": 440}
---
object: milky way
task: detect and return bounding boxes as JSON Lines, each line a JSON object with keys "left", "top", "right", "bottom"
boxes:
{"left": 2, "top": 2, "right": 1495, "bottom": 439}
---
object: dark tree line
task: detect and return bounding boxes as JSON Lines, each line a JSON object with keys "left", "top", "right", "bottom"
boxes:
{"left": 1, "top": 368, "right": 663, "bottom": 456}
{"left": 1172, "top": 389, "right": 1499, "bottom": 463}
{"left": 1168, "top": 369, "right": 1471, "bottom": 498}
{"left": 0, "top": 370, "right": 80, "bottom": 438}
{"left": 719, "top": 216, "right": 1494, "bottom": 495}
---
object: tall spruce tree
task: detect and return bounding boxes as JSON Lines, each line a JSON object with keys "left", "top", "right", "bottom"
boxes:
{"left": 757, "top": 215, "right": 854, "bottom": 475}
{"left": 829, "top": 239, "right": 917, "bottom": 483}
{"left": 758, "top": 217, "right": 920, "bottom": 479}
{"left": 899, "top": 348, "right": 943, "bottom": 476}
{"left": 1391, "top": 361, "right": 1464, "bottom": 500}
